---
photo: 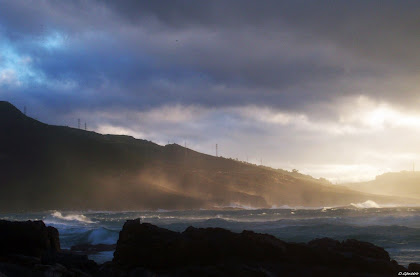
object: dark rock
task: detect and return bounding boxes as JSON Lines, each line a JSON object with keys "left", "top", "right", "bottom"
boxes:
{"left": 341, "top": 238, "right": 390, "bottom": 260}
{"left": 0, "top": 219, "right": 416, "bottom": 277}
{"left": 112, "top": 218, "right": 409, "bottom": 276}
{"left": 114, "top": 219, "right": 288, "bottom": 270}
{"left": 308, "top": 237, "right": 341, "bottom": 249}
{"left": 71, "top": 244, "right": 116, "bottom": 255}
{"left": 308, "top": 237, "right": 391, "bottom": 262}
{"left": 113, "top": 220, "right": 180, "bottom": 269}
{"left": 0, "top": 220, "right": 60, "bottom": 260}
{"left": 0, "top": 220, "right": 97, "bottom": 276}
{"left": 47, "top": 226, "right": 61, "bottom": 252}
{"left": 409, "top": 263, "right": 420, "bottom": 272}
{"left": 306, "top": 237, "right": 407, "bottom": 274}
{"left": 99, "top": 262, "right": 156, "bottom": 277}
{"left": 55, "top": 251, "right": 98, "bottom": 275}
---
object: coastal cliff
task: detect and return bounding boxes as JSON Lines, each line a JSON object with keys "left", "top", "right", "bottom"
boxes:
{"left": 0, "top": 101, "right": 405, "bottom": 211}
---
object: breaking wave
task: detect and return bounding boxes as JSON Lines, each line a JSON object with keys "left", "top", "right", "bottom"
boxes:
{"left": 351, "top": 200, "right": 381, "bottom": 209}
{"left": 58, "top": 227, "right": 119, "bottom": 250}
{"left": 85, "top": 227, "right": 119, "bottom": 245}
{"left": 50, "top": 211, "right": 95, "bottom": 224}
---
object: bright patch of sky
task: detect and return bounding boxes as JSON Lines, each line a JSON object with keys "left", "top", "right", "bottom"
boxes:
{"left": 0, "top": 41, "right": 40, "bottom": 86}
{"left": 0, "top": 31, "right": 76, "bottom": 90}
{"left": 37, "top": 31, "right": 67, "bottom": 50}
{"left": 82, "top": 97, "right": 420, "bottom": 183}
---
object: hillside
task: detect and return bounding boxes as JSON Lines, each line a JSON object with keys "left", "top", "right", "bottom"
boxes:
{"left": 0, "top": 101, "right": 406, "bottom": 211}
{"left": 345, "top": 171, "right": 420, "bottom": 200}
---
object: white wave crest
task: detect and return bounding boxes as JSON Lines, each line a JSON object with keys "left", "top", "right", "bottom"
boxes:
{"left": 271, "top": 205, "right": 293, "bottom": 209}
{"left": 321, "top": 207, "right": 332, "bottom": 212}
{"left": 51, "top": 211, "right": 95, "bottom": 223}
{"left": 271, "top": 204, "right": 334, "bottom": 210}
{"left": 214, "top": 202, "right": 259, "bottom": 210}
{"left": 351, "top": 200, "right": 381, "bottom": 209}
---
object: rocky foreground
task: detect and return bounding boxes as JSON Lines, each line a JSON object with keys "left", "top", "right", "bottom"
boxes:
{"left": 0, "top": 219, "right": 419, "bottom": 277}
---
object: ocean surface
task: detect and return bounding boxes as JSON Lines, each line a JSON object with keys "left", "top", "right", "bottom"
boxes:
{"left": 1, "top": 200, "right": 420, "bottom": 266}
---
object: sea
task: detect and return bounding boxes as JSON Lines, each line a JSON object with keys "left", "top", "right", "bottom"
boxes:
{"left": 1, "top": 200, "right": 420, "bottom": 266}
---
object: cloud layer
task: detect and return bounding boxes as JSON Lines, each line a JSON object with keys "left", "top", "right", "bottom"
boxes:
{"left": 1, "top": 0, "right": 420, "bottom": 182}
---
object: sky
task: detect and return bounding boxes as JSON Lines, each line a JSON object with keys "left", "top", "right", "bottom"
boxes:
{"left": 1, "top": 0, "right": 420, "bottom": 183}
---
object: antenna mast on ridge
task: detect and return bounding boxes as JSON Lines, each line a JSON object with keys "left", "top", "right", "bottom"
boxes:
{"left": 216, "top": 144, "right": 218, "bottom": 157}
{"left": 78, "top": 118, "right": 81, "bottom": 129}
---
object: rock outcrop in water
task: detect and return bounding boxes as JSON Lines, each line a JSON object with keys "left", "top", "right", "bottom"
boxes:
{"left": 108, "top": 218, "right": 407, "bottom": 276}
{"left": 0, "top": 219, "right": 416, "bottom": 277}
{"left": 0, "top": 220, "right": 97, "bottom": 276}
{"left": 0, "top": 220, "right": 60, "bottom": 259}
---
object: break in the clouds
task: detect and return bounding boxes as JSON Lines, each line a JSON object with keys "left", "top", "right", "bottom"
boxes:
{"left": 1, "top": 0, "right": 420, "bottom": 182}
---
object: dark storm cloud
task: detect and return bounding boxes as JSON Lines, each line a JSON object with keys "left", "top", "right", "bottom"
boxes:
{"left": 95, "top": 0, "right": 420, "bottom": 108}
{"left": 1, "top": 0, "right": 420, "bottom": 115}
{"left": 104, "top": 0, "right": 420, "bottom": 65}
